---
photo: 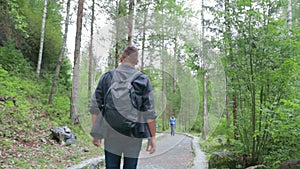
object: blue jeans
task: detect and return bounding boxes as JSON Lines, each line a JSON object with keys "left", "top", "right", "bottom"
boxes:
{"left": 104, "top": 137, "right": 142, "bottom": 169}
{"left": 105, "top": 150, "right": 139, "bottom": 169}
{"left": 170, "top": 124, "right": 175, "bottom": 136}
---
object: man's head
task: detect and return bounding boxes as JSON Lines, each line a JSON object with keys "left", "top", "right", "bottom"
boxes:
{"left": 120, "top": 46, "right": 138, "bottom": 66}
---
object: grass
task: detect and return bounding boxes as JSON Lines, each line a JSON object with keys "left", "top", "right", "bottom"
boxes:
{"left": 0, "top": 69, "right": 104, "bottom": 168}
{"left": 0, "top": 108, "right": 104, "bottom": 168}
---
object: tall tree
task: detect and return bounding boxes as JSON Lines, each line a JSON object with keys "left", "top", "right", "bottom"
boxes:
{"left": 36, "top": 0, "right": 48, "bottom": 79}
{"left": 224, "top": 0, "right": 238, "bottom": 140}
{"left": 127, "top": 0, "right": 135, "bottom": 45}
{"left": 88, "top": 0, "right": 95, "bottom": 100}
{"left": 161, "top": 23, "right": 166, "bottom": 131}
{"left": 200, "top": 0, "right": 208, "bottom": 141}
{"left": 287, "top": 0, "right": 292, "bottom": 28}
{"left": 139, "top": 2, "right": 150, "bottom": 70}
{"left": 114, "top": 0, "right": 122, "bottom": 68}
{"left": 70, "top": 0, "right": 84, "bottom": 124}
{"left": 49, "top": 0, "right": 71, "bottom": 105}
{"left": 208, "top": 0, "right": 298, "bottom": 164}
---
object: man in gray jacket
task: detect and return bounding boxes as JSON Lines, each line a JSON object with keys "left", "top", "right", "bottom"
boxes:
{"left": 90, "top": 46, "right": 157, "bottom": 169}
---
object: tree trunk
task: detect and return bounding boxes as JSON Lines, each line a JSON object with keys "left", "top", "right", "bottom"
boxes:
{"left": 127, "top": 0, "right": 134, "bottom": 45}
{"left": 141, "top": 4, "right": 149, "bottom": 70}
{"left": 161, "top": 6, "right": 166, "bottom": 131}
{"left": 201, "top": 0, "right": 208, "bottom": 140}
{"left": 115, "top": 0, "right": 122, "bottom": 68}
{"left": 173, "top": 37, "right": 177, "bottom": 92}
{"left": 225, "top": 77, "right": 229, "bottom": 125}
{"left": 224, "top": 0, "right": 238, "bottom": 140}
{"left": 70, "top": 0, "right": 84, "bottom": 125}
{"left": 233, "top": 94, "right": 238, "bottom": 139}
{"left": 202, "top": 72, "right": 207, "bottom": 140}
{"left": 162, "top": 63, "right": 166, "bottom": 131}
{"left": 48, "top": 0, "right": 71, "bottom": 105}
{"left": 36, "top": 0, "right": 48, "bottom": 79}
{"left": 287, "top": 0, "right": 292, "bottom": 29}
{"left": 88, "top": 0, "right": 95, "bottom": 100}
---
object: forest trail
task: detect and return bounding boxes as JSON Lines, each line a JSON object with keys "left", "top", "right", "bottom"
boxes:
{"left": 67, "top": 132, "right": 208, "bottom": 169}
{"left": 137, "top": 133, "right": 208, "bottom": 169}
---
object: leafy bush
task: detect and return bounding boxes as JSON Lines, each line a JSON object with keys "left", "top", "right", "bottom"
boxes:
{"left": 262, "top": 99, "right": 300, "bottom": 168}
{"left": 0, "top": 39, "right": 32, "bottom": 76}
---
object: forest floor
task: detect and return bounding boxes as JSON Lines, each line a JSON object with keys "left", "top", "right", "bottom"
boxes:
{"left": 0, "top": 109, "right": 103, "bottom": 169}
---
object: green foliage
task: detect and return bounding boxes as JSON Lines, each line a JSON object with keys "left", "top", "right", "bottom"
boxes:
{"left": 202, "top": 0, "right": 300, "bottom": 166}
{"left": 0, "top": 0, "right": 71, "bottom": 80}
{"left": 6, "top": 0, "right": 28, "bottom": 35}
{"left": 0, "top": 63, "right": 101, "bottom": 168}
{"left": 0, "top": 0, "right": 28, "bottom": 41}
{"left": 190, "top": 112, "right": 202, "bottom": 132}
{"left": 0, "top": 64, "right": 8, "bottom": 78}
{"left": 15, "top": 0, "right": 64, "bottom": 73}
{"left": 262, "top": 98, "right": 300, "bottom": 168}
{"left": 0, "top": 39, "right": 32, "bottom": 76}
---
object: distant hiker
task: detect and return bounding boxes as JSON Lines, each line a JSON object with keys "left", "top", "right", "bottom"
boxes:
{"left": 169, "top": 114, "right": 176, "bottom": 136}
{"left": 90, "top": 46, "right": 157, "bottom": 169}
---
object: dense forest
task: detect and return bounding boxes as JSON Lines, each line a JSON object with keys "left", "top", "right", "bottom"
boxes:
{"left": 0, "top": 0, "right": 299, "bottom": 168}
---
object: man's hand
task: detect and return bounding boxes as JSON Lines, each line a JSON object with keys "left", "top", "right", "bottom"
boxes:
{"left": 92, "top": 138, "right": 101, "bottom": 147}
{"left": 146, "top": 137, "right": 156, "bottom": 154}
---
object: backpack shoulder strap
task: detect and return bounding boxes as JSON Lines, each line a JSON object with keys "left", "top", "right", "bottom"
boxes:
{"left": 103, "top": 70, "right": 143, "bottom": 102}
{"left": 128, "top": 71, "right": 143, "bottom": 83}
{"left": 103, "top": 70, "right": 115, "bottom": 101}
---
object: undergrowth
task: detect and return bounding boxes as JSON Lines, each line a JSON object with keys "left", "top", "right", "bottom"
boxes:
{"left": 0, "top": 64, "right": 103, "bottom": 168}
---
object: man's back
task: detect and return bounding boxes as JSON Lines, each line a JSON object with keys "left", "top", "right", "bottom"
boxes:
{"left": 90, "top": 46, "right": 157, "bottom": 169}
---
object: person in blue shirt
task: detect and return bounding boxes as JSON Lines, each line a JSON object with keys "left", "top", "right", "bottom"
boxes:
{"left": 169, "top": 114, "right": 176, "bottom": 136}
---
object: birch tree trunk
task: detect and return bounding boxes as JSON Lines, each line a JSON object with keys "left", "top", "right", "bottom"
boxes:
{"left": 287, "top": 0, "right": 292, "bottom": 29}
{"left": 48, "top": 0, "right": 71, "bottom": 105}
{"left": 36, "top": 0, "right": 48, "bottom": 79}
{"left": 70, "top": 0, "right": 84, "bottom": 124}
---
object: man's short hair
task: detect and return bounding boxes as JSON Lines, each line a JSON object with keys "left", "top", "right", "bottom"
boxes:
{"left": 122, "top": 46, "right": 138, "bottom": 63}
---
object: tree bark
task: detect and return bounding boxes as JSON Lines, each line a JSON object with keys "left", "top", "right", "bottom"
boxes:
{"left": 201, "top": 0, "right": 208, "bottom": 140}
{"left": 48, "top": 0, "right": 71, "bottom": 105}
{"left": 115, "top": 0, "right": 122, "bottom": 68}
{"left": 88, "top": 0, "right": 95, "bottom": 100}
{"left": 36, "top": 0, "right": 48, "bottom": 79}
{"left": 202, "top": 72, "right": 207, "bottom": 140}
{"left": 287, "top": 0, "right": 292, "bottom": 29}
{"left": 70, "top": 0, "right": 84, "bottom": 124}
{"left": 224, "top": 0, "right": 238, "bottom": 140}
{"left": 140, "top": 3, "right": 149, "bottom": 70}
{"left": 127, "top": 0, "right": 134, "bottom": 45}
{"left": 173, "top": 37, "right": 177, "bottom": 92}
